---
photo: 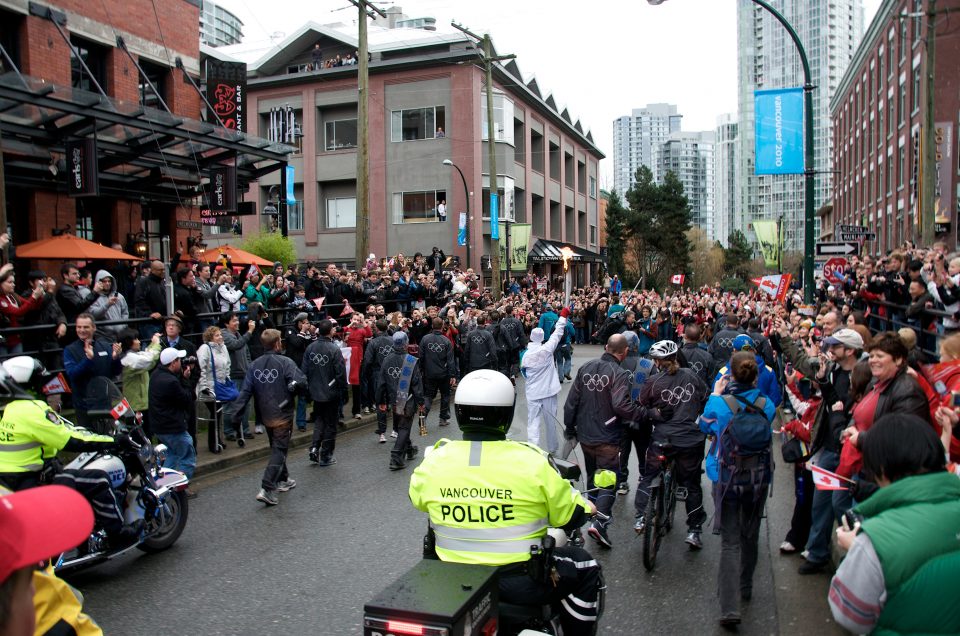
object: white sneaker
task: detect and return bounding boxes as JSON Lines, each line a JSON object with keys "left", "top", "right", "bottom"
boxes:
{"left": 256, "top": 489, "right": 278, "bottom": 505}
{"left": 390, "top": 431, "right": 398, "bottom": 438}
{"left": 379, "top": 433, "right": 387, "bottom": 443}
{"left": 780, "top": 541, "right": 797, "bottom": 554}
{"left": 255, "top": 425, "right": 265, "bottom": 435}
{"left": 355, "top": 413, "right": 363, "bottom": 420}
{"left": 277, "top": 479, "right": 297, "bottom": 492}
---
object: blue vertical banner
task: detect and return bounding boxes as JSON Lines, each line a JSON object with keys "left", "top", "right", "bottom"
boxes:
{"left": 458, "top": 212, "right": 467, "bottom": 246}
{"left": 285, "top": 165, "right": 296, "bottom": 205}
{"left": 754, "top": 87, "right": 804, "bottom": 175}
{"left": 490, "top": 193, "right": 500, "bottom": 240}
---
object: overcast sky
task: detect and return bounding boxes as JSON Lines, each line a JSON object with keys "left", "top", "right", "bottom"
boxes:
{"left": 217, "top": 0, "right": 883, "bottom": 188}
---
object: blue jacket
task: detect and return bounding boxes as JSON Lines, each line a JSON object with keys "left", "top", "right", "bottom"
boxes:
{"left": 698, "top": 387, "right": 776, "bottom": 482}
{"left": 714, "top": 355, "right": 782, "bottom": 408}
{"left": 63, "top": 338, "right": 122, "bottom": 410}
{"left": 538, "top": 311, "right": 573, "bottom": 345}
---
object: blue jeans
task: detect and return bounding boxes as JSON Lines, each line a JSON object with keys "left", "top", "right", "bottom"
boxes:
{"left": 158, "top": 431, "right": 196, "bottom": 479}
{"left": 803, "top": 450, "right": 852, "bottom": 563}
{"left": 296, "top": 395, "right": 308, "bottom": 430}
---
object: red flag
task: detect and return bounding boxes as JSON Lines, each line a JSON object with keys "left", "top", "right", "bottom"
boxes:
{"left": 670, "top": 274, "right": 685, "bottom": 285}
{"left": 340, "top": 300, "right": 354, "bottom": 317}
{"left": 41, "top": 372, "right": 71, "bottom": 395}
{"left": 751, "top": 274, "right": 792, "bottom": 302}
{"left": 312, "top": 297, "right": 325, "bottom": 311}
{"left": 110, "top": 398, "right": 132, "bottom": 420}
{"left": 808, "top": 463, "right": 854, "bottom": 491}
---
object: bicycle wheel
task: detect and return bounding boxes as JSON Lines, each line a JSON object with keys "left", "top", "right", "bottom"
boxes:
{"left": 642, "top": 483, "right": 662, "bottom": 571}
{"left": 663, "top": 465, "right": 679, "bottom": 533}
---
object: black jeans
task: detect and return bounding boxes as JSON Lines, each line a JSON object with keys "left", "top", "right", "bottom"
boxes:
{"left": 785, "top": 465, "right": 814, "bottom": 549}
{"left": 312, "top": 399, "right": 339, "bottom": 460}
{"left": 499, "top": 545, "right": 604, "bottom": 635}
{"left": 262, "top": 425, "right": 291, "bottom": 490}
{"left": 581, "top": 442, "right": 620, "bottom": 528}
{"left": 618, "top": 425, "right": 650, "bottom": 487}
{"left": 351, "top": 385, "right": 362, "bottom": 416}
{"left": 391, "top": 413, "right": 414, "bottom": 460}
{"left": 715, "top": 484, "right": 768, "bottom": 618}
{"left": 0, "top": 469, "right": 124, "bottom": 537}
{"left": 634, "top": 442, "right": 706, "bottom": 531}
{"left": 423, "top": 377, "right": 452, "bottom": 421}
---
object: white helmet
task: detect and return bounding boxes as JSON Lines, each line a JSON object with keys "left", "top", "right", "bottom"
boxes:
{"left": 2, "top": 356, "right": 46, "bottom": 385}
{"left": 454, "top": 369, "right": 516, "bottom": 436}
{"left": 649, "top": 340, "right": 679, "bottom": 360}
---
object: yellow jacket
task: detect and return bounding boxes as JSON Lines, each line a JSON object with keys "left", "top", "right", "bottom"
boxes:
{"left": 409, "top": 438, "right": 590, "bottom": 565}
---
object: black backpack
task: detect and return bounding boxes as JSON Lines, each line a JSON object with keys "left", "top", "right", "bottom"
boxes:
{"left": 712, "top": 394, "right": 773, "bottom": 530}
{"left": 595, "top": 311, "right": 625, "bottom": 343}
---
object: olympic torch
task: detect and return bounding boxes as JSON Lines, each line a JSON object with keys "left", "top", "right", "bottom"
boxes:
{"left": 560, "top": 246, "right": 575, "bottom": 306}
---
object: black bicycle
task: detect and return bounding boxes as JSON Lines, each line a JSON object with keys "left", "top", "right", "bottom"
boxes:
{"left": 642, "top": 441, "right": 687, "bottom": 571}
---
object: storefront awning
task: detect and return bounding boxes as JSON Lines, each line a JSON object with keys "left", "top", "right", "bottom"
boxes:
{"left": 527, "top": 238, "right": 603, "bottom": 264}
{"left": 0, "top": 70, "right": 293, "bottom": 205}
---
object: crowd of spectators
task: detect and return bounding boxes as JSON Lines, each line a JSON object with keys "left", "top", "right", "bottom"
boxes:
{"left": 1, "top": 232, "right": 959, "bottom": 630}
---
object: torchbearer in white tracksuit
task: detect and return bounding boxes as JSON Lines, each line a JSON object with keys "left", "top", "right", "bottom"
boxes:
{"left": 520, "top": 307, "right": 570, "bottom": 454}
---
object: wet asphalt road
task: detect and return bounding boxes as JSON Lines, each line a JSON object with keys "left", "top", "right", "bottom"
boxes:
{"left": 71, "top": 345, "right": 843, "bottom": 635}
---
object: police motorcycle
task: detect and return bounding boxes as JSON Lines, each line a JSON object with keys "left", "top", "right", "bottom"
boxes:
{"left": 364, "top": 372, "right": 609, "bottom": 636}
{"left": 56, "top": 377, "right": 190, "bottom": 573}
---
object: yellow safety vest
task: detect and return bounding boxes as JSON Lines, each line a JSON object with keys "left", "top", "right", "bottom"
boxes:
{"left": 0, "top": 400, "right": 112, "bottom": 474}
{"left": 409, "top": 439, "right": 590, "bottom": 566}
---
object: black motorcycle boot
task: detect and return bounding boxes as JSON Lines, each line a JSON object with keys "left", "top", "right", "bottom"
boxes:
{"left": 109, "top": 519, "right": 145, "bottom": 549}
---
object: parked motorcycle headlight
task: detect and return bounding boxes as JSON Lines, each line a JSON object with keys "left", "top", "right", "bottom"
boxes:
{"left": 153, "top": 443, "right": 167, "bottom": 464}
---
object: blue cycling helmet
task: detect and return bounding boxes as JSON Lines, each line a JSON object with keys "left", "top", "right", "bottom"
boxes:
{"left": 623, "top": 330, "right": 640, "bottom": 354}
{"left": 732, "top": 334, "right": 755, "bottom": 352}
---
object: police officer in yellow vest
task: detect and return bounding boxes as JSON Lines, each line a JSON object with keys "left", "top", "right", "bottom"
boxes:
{"left": 409, "top": 369, "right": 605, "bottom": 635}
{"left": 0, "top": 356, "right": 137, "bottom": 546}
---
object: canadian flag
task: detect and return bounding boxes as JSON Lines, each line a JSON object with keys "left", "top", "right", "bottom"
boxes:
{"left": 110, "top": 398, "right": 132, "bottom": 420}
{"left": 808, "top": 463, "right": 854, "bottom": 491}
{"left": 751, "top": 273, "right": 792, "bottom": 302}
{"left": 670, "top": 274, "right": 685, "bottom": 285}
{"left": 247, "top": 263, "right": 261, "bottom": 279}
{"left": 312, "top": 297, "right": 325, "bottom": 311}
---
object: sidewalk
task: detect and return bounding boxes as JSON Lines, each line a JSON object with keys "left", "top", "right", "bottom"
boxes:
{"left": 193, "top": 412, "right": 379, "bottom": 478}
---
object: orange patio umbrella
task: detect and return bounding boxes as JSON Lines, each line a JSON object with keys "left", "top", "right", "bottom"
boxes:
{"left": 198, "top": 245, "right": 274, "bottom": 268}
{"left": 16, "top": 234, "right": 140, "bottom": 260}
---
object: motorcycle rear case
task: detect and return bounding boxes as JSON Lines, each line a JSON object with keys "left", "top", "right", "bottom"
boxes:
{"left": 363, "top": 560, "right": 498, "bottom": 636}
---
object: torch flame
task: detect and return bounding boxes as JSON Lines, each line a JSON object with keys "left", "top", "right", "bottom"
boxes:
{"left": 560, "top": 246, "right": 575, "bottom": 272}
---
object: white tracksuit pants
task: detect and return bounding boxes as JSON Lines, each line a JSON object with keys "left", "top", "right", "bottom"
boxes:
{"left": 526, "top": 393, "right": 560, "bottom": 454}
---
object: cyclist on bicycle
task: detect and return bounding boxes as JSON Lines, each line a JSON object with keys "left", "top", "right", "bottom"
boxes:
{"left": 633, "top": 340, "right": 709, "bottom": 549}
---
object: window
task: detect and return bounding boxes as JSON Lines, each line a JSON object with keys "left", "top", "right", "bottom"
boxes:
{"left": 913, "top": 0, "right": 922, "bottom": 40}
{"left": 900, "top": 18, "right": 907, "bottom": 62}
{"left": 912, "top": 67, "right": 921, "bottom": 112}
{"left": 325, "top": 119, "right": 358, "bottom": 150}
{"left": 886, "top": 155, "right": 893, "bottom": 195}
{"left": 139, "top": 59, "right": 167, "bottom": 109}
{"left": 589, "top": 225, "right": 597, "bottom": 245}
{"left": 589, "top": 176, "right": 597, "bottom": 198}
{"left": 391, "top": 107, "right": 446, "bottom": 142}
{"left": 898, "top": 82, "right": 906, "bottom": 125}
{"left": 0, "top": 10, "right": 22, "bottom": 73}
{"left": 530, "top": 129, "right": 544, "bottom": 173}
{"left": 549, "top": 141, "right": 560, "bottom": 181}
{"left": 480, "top": 92, "right": 514, "bottom": 144}
{"left": 70, "top": 37, "right": 107, "bottom": 93}
{"left": 284, "top": 200, "right": 305, "bottom": 232}
{"left": 564, "top": 153, "right": 574, "bottom": 186}
{"left": 75, "top": 215, "right": 94, "bottom": 240}
{"left": 898, "top": 145, "right": 905, "bottom": 188}
{"left": 326, "top": 197, "right": 356, "bottom": 229}
{"left": 888, "top": 95, "right": 895, "bottom": 136}
{"left": 392, "top": 190, "right": 446, "bottom": 224}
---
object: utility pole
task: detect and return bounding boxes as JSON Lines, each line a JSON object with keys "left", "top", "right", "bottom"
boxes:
{"left": 349, "top": 0, "right": 386, "bottom": 270}
{"left": 921, "top": 0, "right": 937, "bottom": 247}
{"left": 451, "top": 23, "right": 514, "bottom": 299}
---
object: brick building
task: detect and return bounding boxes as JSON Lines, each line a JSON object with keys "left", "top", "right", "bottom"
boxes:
{"left": 0, "top": 0, "right": 287, "bottom": 261}
{"left": 204, "top": 18, "right": 604, "bottom": 283}
{"left": 830, "top": 0, "right": 960, "bottom": 253}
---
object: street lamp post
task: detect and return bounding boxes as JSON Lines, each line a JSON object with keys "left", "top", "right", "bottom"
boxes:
{"left": 443, "top": 159, "right": 471, "bottom": 269}
{"left": 651, "top": 0, "right": 816, "bottom": 303}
